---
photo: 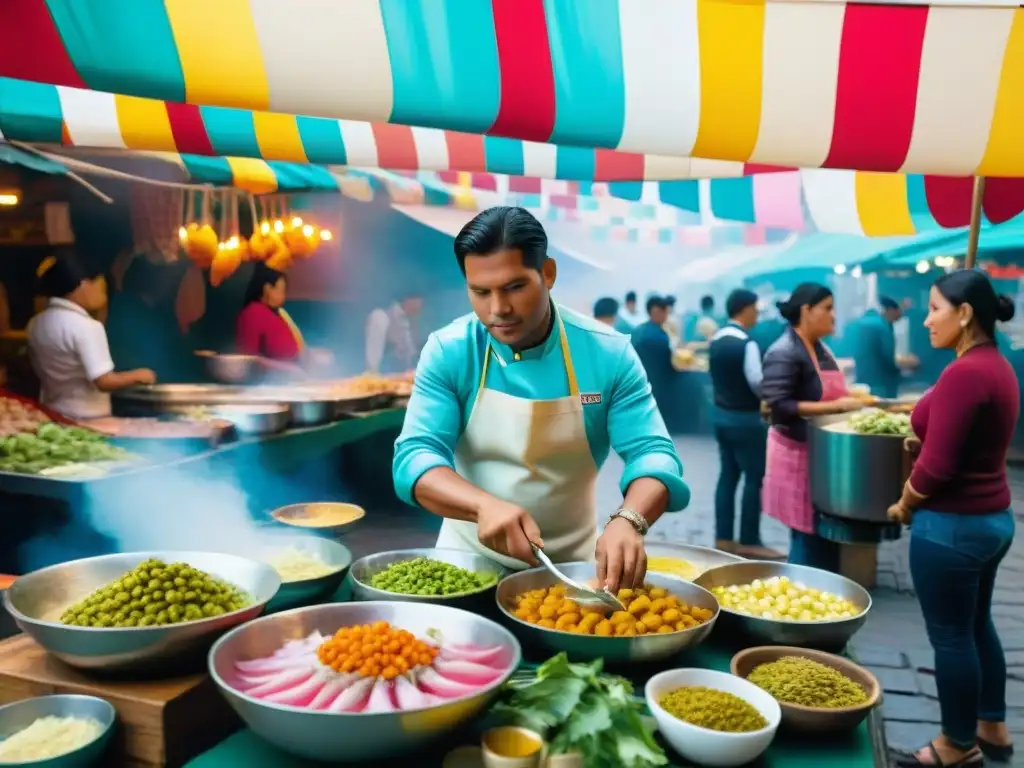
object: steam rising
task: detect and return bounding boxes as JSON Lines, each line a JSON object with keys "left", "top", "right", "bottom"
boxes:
{"left": 17, "top": 460, "right": 333, "bottom": 573}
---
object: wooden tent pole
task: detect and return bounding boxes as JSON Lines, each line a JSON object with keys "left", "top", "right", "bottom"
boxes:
{"left": 965, "top": 176, "right": 986, "bottom": 268}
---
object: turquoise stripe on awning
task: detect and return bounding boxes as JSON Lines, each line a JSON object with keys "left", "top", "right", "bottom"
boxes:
{"left": 265, "top": 162, "right": 339, "bottom": 191}
{"left": 45, "top": 0, "right": 186, "bottom": 102}
{"left": 379, "top": 0, "right": 500, "bottom": 133}
{"left": 0, "top": 78, "right": 63, "bottom": 143}
{"left": 905, "top": 174, "right": 938, "bottom": 234}
{"left": 607, "top": 181, "right": 642, "bottom": 202}
{"left": 295, "top": 116, "right": 347, "bottom": 165}
{"left": 0, "top": 144, "right": 67, "bottom": 175}
{"left": 545, "top": 0, "right": 625, "bottom": 149}
{"left": 199, "top": 106, "right": 261, "bottom": 158}
{"left": 658, "top": 181, "right": 700, "bottom": 213}
{"left": 179, "top": 154, "right": 234, "bottom": 185}
{"left": 483, "top": 136, "right": 524, "bottom": 177}
{"left": 710, "top": 178, "right": 756, "bottom": 223}
{"left": 555, "top": 145, "right": 595, "bottom": 181}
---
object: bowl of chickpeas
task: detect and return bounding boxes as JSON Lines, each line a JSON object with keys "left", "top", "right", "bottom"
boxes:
{"left": 495, "top": 562, "right": 719, "bottom": 662}
{"left": 693, "top": 561, "right": 871, "bottom": 649}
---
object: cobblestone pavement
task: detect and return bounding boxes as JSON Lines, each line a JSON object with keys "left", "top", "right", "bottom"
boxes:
{"left": 597, "top": 435, "right": 1024, "bottom": 763}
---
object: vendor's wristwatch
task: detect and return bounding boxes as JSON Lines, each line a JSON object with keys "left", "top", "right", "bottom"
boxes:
{"left": 608, "top": 507, "right": 649, "bottom": 536}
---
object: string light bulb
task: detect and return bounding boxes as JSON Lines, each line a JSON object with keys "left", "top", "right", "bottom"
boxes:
{"left": 291, "top": 216, "right": 303, "bottom": 228}
{"left": 178, "top": 226, "right": 188, "bottom": 243}
{"left": 273, "top": 220, "right": 285, "bottom": 233}
{"left": 320, "top": 230, "right": 333, "bottom": 241}
{"left": 260, "top": 221, "right": 271, "bottom": 235}
{"left": 301, "top": 224, "right": 314, "bottom": 237}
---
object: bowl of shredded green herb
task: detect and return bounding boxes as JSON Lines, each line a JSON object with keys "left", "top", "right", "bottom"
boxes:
{"left": 644, "top": 668, "right": 780, "bottom": 767}
{"left": 486, "top": 653, "right": 668, "bottom": 768}
{"left": 731, "top": 646, "right": 881, "bottom": 733}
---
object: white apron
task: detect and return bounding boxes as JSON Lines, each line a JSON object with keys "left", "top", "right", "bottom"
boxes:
{"left": 435, "top": 312, "right": 599, "bottom": 570}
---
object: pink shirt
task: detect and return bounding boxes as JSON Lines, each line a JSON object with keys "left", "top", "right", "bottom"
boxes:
{"left": 236, "top": 302, "right": 300, "bottom": 361}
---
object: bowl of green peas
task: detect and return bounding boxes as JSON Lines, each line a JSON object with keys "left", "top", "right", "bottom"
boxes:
{"left": 348, "top": 548, "right": 507, "bottom": 611}
{"left": 3, "top": 551, "right": 280, "bottom": 673}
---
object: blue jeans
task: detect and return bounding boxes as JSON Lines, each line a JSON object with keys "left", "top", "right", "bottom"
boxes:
{"left": 714, "top": 424, "right": 767, "bottom": 546}
{"left": 788, "top": 527, "right": 841, "bottom": 573}
{"left": 910, "top": 509, "right": 1016, "bottom": 749}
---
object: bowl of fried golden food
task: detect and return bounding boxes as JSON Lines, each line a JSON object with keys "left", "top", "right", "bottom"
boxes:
{"left": 495, "top": 562, "right": 718, "bottom": 662}
{"left": 731, "top": 646, "right": 881, "bottom": 733}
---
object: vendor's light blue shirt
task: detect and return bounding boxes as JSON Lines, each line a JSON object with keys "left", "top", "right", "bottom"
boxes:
{"left": 393, "top": 305, "right": 690, "bottom": 512}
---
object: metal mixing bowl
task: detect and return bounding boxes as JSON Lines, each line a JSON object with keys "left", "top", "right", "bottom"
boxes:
{"left": 495, "top": 562, "right": 719, "bottom": 662}
{"left": 3, "top": 551, "right": 281, "bottom": 672}
{"left": 0, "top": 695, "right": 116, "bottom": 767}
{"left": 256, "top": 536, "right": 352, "bottom": 612}
{"left": 349, "top": 548, "right": 507, "bottom": 612}
{"left": 208, "top": 601, "right": 521, "bottom": 762}
{"left": 270, "top": 502, "right": 365, "bottom": 534}
{"left": 693, "top": 561, "right": 871, "bottom": 649}
{"left": 204, "top": 354, "right": 259, "bottom": 384}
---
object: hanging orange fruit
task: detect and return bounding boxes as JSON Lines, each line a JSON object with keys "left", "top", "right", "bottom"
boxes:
{"left": 265, "top": 245, "right": 293, "bottom": 272}
{"left": 186, "top": 224, "right": 218, "bottom": 269}
{"left": 248, "top": 231, "right": 273, "bottom": 261}
{"left": 210, "top": 242, "right": 243, "bottom": 287}
{"left": 284, "top": 227, "right": 313, "bottom": 258}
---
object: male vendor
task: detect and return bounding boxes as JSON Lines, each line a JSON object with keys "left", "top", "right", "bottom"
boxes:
{"left": 393, "top": 207, "right": 689, "bottom": 593}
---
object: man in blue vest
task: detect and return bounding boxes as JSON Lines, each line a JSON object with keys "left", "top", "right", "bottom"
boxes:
{"left": 708, "top": 289, "right": 781, "bottom": 558}
{"left": 852, "top": 296, "right": 912, "bottom": 399}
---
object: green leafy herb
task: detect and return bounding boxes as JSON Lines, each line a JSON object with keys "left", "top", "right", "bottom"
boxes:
{"left": 490, "top": 654, "right": 668, "bottom": 768}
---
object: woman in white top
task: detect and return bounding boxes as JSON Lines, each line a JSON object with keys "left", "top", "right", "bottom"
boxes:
{"left": 28, "top": 254, "right": 155, "bottom": 420}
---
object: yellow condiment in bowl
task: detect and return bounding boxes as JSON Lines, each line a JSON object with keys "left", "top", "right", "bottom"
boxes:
{"left": 647, "top": 556, "right": 701, "bottom": 581}
{"left": 270, "top": 502, "right": 365, "bottom": 531}
{"left": 482, "top": 726, "right": 545, "bottom": 767}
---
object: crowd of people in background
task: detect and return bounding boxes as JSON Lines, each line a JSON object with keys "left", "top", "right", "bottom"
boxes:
{"left": 593, "top": 272, "right": 1019, "bottom": 767}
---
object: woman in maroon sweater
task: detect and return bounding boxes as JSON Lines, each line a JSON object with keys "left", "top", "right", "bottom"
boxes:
{"left": 889, "top": 270, "right": 1018, "bottom": 768}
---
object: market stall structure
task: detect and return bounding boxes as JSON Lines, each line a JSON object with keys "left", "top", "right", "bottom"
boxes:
{"left": 3, "top": 1, "right": 1023, "bottom": 764}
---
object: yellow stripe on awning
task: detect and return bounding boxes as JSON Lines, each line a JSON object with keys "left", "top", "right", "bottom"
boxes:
{"left": 164, "top": 0, "right": 271, "bottom": 110}
{"left": 114, "top": 94, "right": 178, "bottom": 151}
{"left": 854, "top": 172, "right": 916, "bottom": 236}
{"left": 252, "top": 112, "right": 309, "bottom": 163}
{"left": 692, "top": 0, "right": 765, "bottom": 161}
{"left": 226, "top": 157, "right": 279, "bottom": 194}
{"left": 979, "top": 9, "right": 1024, "bottom": 176}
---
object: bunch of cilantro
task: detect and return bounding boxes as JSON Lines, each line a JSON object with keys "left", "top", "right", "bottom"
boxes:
{"left": 488, "top": 653, "right": 668, "bottom": 768}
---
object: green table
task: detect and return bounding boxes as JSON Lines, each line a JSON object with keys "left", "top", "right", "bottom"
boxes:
{"left": 187, "top": 639, "right": 883, "bottom": 767}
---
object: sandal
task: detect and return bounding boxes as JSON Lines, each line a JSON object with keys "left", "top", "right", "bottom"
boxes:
{"left": 977, "top": 737, "right": 1013, "bottom": 763}
{"left": 891, "top": 743, "right": 984, "bottom": 767}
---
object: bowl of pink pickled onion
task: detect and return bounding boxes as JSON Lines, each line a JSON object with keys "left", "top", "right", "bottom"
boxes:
{"left": 208, "top": 601, "right": 521, "bottom": 763}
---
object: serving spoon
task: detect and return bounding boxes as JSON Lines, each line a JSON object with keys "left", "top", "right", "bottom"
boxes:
{"left": 530, "top": 543, "right": 626, "bottom": 612}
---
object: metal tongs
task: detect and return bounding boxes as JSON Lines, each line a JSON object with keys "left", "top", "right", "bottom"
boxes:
{"left": 530, "top": 543, "right": 626, "bottom": 612}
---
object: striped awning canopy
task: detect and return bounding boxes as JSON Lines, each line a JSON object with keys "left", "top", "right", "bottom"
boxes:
{"left": 0, "top": 77, "right": 764, "bottom": 182}
{"left": 427, "top": 169, "right": 1024, "bottom": 237}
{"left": 601, "top": 173, "right": 1024, "bottom": 236}
{"left": 21, "top": 144, "right": 467, "bottom": 204}
{"left": 1, "top": 0, "right": 1022, "bottom": 175}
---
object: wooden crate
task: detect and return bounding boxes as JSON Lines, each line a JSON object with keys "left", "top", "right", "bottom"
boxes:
{"left": 0, "top": 635, "right": 240, "bottom": 766}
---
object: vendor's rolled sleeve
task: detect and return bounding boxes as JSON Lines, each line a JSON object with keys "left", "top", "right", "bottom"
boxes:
{"left": 76, "top": 321, "right": 115, "bottom": 381}
{"left": 609, "top": 344, "right": 690, "bottom": 511}
{"left": 392, "top": 333, "right": 463, "bottom": 506}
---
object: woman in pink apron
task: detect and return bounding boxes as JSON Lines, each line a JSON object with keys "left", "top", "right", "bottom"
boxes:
{"left": 760, "top": 284, "right": 863, "bottom": 573}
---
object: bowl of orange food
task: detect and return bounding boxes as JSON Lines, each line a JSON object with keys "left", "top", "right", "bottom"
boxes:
{"left": 495, "top": 562, "right": 718, "bottom": 662}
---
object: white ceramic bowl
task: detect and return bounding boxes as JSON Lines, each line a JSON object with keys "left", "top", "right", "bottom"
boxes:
{"left": 645, "top": 668, "right": 781, "bottom": 768}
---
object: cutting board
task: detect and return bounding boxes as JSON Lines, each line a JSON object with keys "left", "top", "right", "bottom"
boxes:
{"left": 0, "top": 635, "right": 240, "bottom": 766}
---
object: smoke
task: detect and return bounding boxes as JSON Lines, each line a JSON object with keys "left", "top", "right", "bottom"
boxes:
{"left": 18, "top": 453, "right": 344, "bottom": 572}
